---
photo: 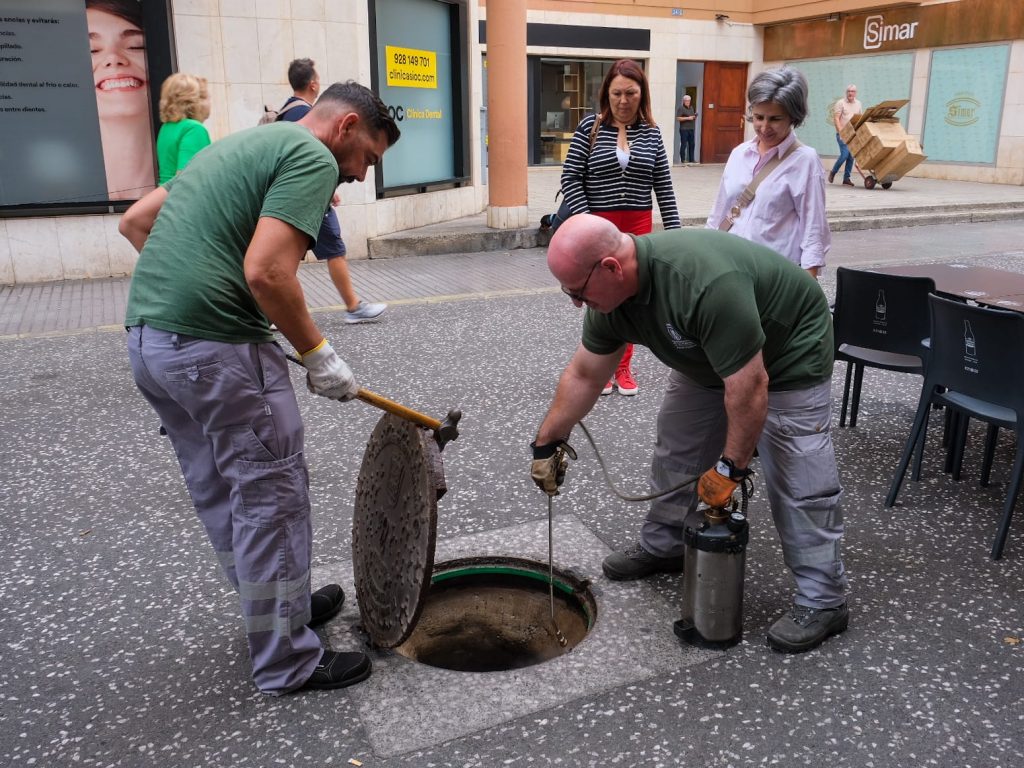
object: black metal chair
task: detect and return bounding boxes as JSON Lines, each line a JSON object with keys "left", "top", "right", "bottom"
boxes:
{"left": 885, "top": 294, "right": 1024, "bottom": 560}
{"left": 832, "top": 267, "right": 936, "bottom": 427}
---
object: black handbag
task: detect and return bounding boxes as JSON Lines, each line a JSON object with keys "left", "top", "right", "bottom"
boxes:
{"left": 539, "top": 118, "right": 599, "bottom": 233}
{"left": 540, "top": 194, "right": 573, "bottom": 233}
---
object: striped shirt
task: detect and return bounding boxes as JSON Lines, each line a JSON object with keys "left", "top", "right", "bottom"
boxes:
{"left": 560, "top": 114, "right": 680, "bottom": 229}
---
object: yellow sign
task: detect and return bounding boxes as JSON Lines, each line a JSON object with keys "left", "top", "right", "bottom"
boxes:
{"left": 385, "top": 46, "right": 437, "bottom": 89}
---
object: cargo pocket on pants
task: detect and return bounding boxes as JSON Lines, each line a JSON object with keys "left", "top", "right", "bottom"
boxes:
{"left": 237, "top": 451, "right": 310, "bottom": 528}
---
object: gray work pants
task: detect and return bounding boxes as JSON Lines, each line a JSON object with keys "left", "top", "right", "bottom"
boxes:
{"left": 642, "top": 371, "right": 847, "bottom": 608}
{"left": 127, "top": 326, "right": 322, "bottom": 695}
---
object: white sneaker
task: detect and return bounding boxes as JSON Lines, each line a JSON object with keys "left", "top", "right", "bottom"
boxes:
{"left": 344, "top": 301, "right": 386, "bottom": 324}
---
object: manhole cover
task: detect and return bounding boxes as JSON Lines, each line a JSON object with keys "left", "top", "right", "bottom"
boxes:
{"left": 352, "top": 413, "right": 443, "bottom": 648}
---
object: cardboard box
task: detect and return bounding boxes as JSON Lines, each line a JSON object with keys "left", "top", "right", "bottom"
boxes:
{"left": 860, "top": 120, "right": 907, "bottom": 142}
{"left": 848, "top": 129, "right": 875, "bottom": 156}
{"left": 840, "top": 120, "right": 858, "bottom": 145}
{"left": 855, "top": 143, "right": 891, "bottom": 171}
{"left": 853, "top": 133, "right": 906, "bottom": 170}
{"left": 873, "top": 139, "right": 926, "bottom": 182}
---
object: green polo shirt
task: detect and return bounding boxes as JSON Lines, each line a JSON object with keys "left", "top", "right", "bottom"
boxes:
{"left": 126, "top": 123, "right": 338, "bottom": 343}
{"left": 581, "top": 229, "right": 833, "bottom": 390}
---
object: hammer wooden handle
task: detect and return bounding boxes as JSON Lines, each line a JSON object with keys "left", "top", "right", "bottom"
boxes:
{"left": 357, "top": 388, "right": 441, "bottom": 432}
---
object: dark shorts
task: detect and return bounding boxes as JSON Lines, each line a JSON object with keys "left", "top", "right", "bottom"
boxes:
{"left": 312, "top": 207, "right": 346, "bottom": 260}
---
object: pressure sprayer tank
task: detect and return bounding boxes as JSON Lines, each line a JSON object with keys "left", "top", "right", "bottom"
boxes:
{"left": 673, "top": 506, "right": 748, "bottom": 649}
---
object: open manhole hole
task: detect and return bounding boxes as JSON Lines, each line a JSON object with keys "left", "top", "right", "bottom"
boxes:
{"left": 352, "top": 415, "right": 596, "bottom": 671}
{"left": 394, "top": 557, "right": 598, "bottom": 672}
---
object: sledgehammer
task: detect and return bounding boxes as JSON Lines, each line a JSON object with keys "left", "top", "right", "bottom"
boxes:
{"left": 285, "top": 353, "right": 461, "bottom": 450}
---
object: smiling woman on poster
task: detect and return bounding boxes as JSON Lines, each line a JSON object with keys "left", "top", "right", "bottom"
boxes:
{"left": 87, "top": 0, "right": 156, "bottom": 201}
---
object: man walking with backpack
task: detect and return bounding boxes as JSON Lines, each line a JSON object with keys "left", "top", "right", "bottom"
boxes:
{"left": 275, "top": 58, "right": 387, "bottom": 324}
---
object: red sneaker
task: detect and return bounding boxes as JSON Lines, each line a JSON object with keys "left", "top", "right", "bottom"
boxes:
{"left": 614, "top": 367, "right": 638, "bottom": 396}
{"left": 601, "top": 380, "right": 614, "bottom": 396}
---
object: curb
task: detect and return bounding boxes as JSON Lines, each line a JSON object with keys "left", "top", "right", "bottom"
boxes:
{"left": 366, "top": 203, "right": 1024, "bottom": 258}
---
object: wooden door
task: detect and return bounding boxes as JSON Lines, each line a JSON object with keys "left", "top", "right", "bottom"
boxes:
{"left": 700, "top": 62, "right": 748, "bottom": 163}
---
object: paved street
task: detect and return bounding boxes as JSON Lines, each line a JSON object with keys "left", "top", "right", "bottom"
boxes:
{"left": 2, "top": 219, "right": 1024, "bottom": 767}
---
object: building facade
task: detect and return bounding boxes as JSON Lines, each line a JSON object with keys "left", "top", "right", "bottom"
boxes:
{"left": 0, "top": 0, "right": 1019, "bottom": 285}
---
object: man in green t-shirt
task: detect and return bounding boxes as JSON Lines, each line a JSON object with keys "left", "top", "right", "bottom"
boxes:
{"left": 120, "top": 81, "right": 399, "bottom": 695}
{"left": 531, "top": 214, "right": 848, "bottom": 653}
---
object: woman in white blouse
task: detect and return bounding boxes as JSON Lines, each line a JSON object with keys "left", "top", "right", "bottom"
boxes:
{"left": 706, "top": 67, "right": 830, "bottom": 279}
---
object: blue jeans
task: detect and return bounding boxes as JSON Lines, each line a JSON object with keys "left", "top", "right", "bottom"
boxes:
{"left": 831, "top": 132, "right": 853, "bottom": 180}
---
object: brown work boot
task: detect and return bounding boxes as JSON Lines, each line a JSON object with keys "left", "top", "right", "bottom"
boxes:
{"left": 842, "top": 178, "right": 856, "bottom": 187}
{"left": 828, "top": 170, "right": 836, "bottom": 183}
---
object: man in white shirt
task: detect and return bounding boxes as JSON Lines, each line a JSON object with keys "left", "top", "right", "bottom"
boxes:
{"left": 829, "top": 84, "right": 862, "bottom": 187}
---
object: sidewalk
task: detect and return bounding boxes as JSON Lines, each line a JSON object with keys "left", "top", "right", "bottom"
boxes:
{"left": 367, "top": 163, "right": 1024, "bottom": 256}
{"left": 3, "top": 217, "right": 1024, "bottom": 339}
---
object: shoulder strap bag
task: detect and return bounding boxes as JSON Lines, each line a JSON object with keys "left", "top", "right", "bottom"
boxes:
{"left": 718, "top": 140, "right": 802, "bottom": 232}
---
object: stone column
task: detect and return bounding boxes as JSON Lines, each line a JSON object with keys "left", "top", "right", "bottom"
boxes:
{"left": 485, "top": 0, "right": 528, "bottom": 229}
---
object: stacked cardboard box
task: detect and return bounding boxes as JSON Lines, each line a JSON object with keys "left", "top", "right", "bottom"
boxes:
{"left": 854, "top": 122, "right": 909, "bottom": 171}
{"left": 873, "top": 137, "right": 926, "bottom": 183}
{"left": 837, "top": 100, "right": 926, "bottom": 184}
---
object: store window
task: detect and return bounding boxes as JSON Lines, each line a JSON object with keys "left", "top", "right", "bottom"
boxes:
{"left": 532, "top": 58, "right": 613, "bottom": 165}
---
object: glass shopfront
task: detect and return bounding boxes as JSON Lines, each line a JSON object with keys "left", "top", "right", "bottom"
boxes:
{"left": 530, "top": 57, "right": 613, "bottom": 165}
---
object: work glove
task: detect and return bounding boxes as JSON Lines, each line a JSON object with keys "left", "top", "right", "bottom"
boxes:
{"left": 300, "top": 339, "right": 358, "bottom": 402}
{"left": 697, "top": 457, "right": 752, "bottom": 509}
{"left": 530, "top": 439, "right": 578, "bottom": 496}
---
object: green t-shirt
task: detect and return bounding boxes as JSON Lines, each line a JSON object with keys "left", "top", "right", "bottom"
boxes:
{"left": 125, "top": 123, "right": 338, "bottom": 343}
{"left": 156, "top": 118, "right": 212, "bottom": 184}
{"left": 582, "top": 229, "right": 834, "bottom": 390}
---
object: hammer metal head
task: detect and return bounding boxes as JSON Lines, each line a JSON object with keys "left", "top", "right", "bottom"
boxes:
{"left": 434, "top": 409, "right": 461, "bottom": 451}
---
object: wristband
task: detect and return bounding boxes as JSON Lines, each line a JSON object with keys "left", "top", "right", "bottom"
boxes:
{"left": 715, "top": 456, "right": 752, "bottom": 481}
{"left": 300, "top": 338, "right": 328, "bottom": 360}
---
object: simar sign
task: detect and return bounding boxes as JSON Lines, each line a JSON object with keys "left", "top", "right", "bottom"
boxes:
{"left": 764, "top": 0, "right": 1024, "bottom": 61}
{"left": 945, "top": 94, "right": 980, "bottom": 127}
{"left": 863, "top": 15, "right": 919, "bottom": 50}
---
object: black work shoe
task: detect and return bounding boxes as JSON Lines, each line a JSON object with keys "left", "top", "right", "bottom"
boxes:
{"left": 766, "top": 602, "right": 849, "bottom": 653}
{"left": 602, "top": 542, "right": 685, "bottom": 581}
{"left": 301, "top": 650, "right": 372, "bottom": 690}
{"left": 308, "top": 584, "right": 345, "bottom": 627}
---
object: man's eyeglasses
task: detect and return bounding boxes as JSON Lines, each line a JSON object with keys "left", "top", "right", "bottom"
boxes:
{"left": 561, "top": 260, "right": 600, "bottom": 303}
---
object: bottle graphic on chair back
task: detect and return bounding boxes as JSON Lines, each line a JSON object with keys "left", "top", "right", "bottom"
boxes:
{"left": 874, "top": 290, "right": 887, "bottom": 322}
{"left": 964, "top": 320, "right": 976, "bottom": 357}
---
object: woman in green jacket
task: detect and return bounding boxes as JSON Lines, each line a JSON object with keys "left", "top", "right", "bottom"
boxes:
{"left": 156, "top": 73, "right": 212, "bottom": 184}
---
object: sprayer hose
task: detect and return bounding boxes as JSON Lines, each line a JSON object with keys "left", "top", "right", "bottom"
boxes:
{"left": 576, "top": 420, "right": 699, "bottom": 503}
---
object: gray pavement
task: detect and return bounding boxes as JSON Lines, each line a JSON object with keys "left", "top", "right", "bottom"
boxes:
{"left": 2, "top": 220, "right": 1024, "bottom": 767}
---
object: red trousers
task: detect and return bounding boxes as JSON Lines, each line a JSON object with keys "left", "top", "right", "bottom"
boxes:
{"left": 592, "top": 209, "right": 653, "bottom": 373}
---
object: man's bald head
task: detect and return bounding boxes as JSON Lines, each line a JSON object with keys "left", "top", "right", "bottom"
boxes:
{"left": 547, "top": 214, "right": 636, "bottom": 312}
{"left": 548, "top": 214, "right": 622, "bottom": 276}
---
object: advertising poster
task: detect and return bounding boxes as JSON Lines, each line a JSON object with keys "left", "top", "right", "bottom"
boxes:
{"left": 788, "top": 53, "right": 914, "bottom": 159}
{"left": 922, "top": 45, "right": 1009, "bottom": 164}
{"left": 374, "top": 0, "right": 455, "bottom": 188}
{"left": 0, "top": 0, "right": 156, "bottom": 207}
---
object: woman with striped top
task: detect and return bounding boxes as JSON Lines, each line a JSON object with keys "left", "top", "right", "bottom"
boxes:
{"left": 560, "top": 59, "right": 680, "bottom": 396}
